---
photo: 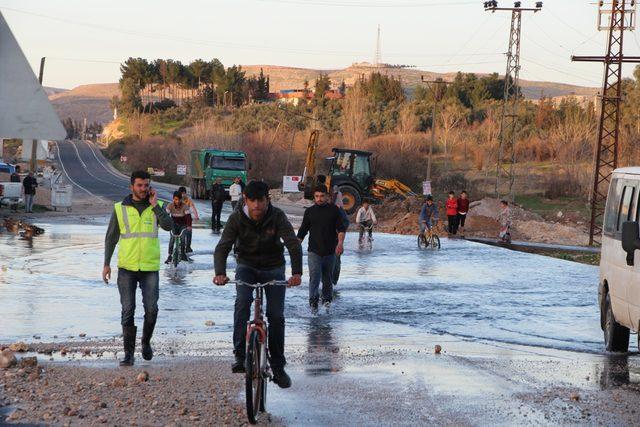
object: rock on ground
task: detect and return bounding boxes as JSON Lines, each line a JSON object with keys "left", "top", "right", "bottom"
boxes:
{"left": 0, "top": 358, "right": 280, "bottom": 426}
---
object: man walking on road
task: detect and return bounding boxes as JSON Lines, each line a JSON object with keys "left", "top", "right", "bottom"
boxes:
{"left": 102, "top": 170, "right": 173, "bottom": 367}
{"left": 213, "top": 181, "right": 302, "bottom": 388}
{"left": 297, "top": 185, "right": 346, "bottom": 311}
{"left": 210, "top": 177, "right": 226, "bottom": 233}
{"left": 229, "top": 177, "right": 242, "bottom": 211}
{"left": 22, "top": 171, "right": 37, "bottom": 213}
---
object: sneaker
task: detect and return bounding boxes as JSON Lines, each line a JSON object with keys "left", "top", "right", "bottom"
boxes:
{"left": 186, "top": 247, "right": 193, "bottom": 254}
{"left": 272, "top": 368, "right": 291, "bottom": 389}
{"left": 164, "top": 255, "right": 172, "bottom": 264}
{"left": 323, "top": 300, "right": 331, "bottom": 310}
{"left": 181, "top": 254, "right": 192, "bottom": 263}
{"left": 232, "top": 357, "right": 245, "bottom": 374}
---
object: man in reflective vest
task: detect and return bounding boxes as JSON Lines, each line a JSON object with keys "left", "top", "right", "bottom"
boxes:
{"left": 102, "top": 170, "right": 173, "bottom": 366}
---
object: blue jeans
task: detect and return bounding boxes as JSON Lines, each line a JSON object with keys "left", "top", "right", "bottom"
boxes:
{"left": 117, "top": 269, "right": 159, "bottom": 327}
{"left": 233, "top": 264, "right": 287, "bottom": 368}
{"left": 308, "top": 252, "right": 336, "bottom": 304}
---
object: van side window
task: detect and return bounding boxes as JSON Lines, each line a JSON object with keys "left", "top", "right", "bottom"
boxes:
{"left": 604, "top": 178, "right": 621, "bottom": 234}
{"left": 617, "top": 186, "right": 635, "bottom": 231}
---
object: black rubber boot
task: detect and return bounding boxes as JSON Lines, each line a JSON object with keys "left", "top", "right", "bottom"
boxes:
{"left": 232, "top": 355, "right": 245, "bottom": 374}
{"left": 119, "top": 325, "right": 136, "bottom": 367}
{"left": 141, "top": 316, "right": 156, "bottom": 361}
{"left": 272, "top": 367, "right": 291, "bottom": 389}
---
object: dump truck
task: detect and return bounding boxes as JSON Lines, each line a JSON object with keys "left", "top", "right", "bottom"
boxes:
{"left": 190, "top": 149, "right": 248, "bottom": 199}
{"left": 298, "top": 131, "right": 415, "bottom": 214}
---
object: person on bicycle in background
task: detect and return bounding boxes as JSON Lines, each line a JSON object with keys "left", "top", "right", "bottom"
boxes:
{"left": 497, "top": 199, "right": 512, "bottom": 242}
{"left": 356, "top": 200, "right": 377, "bottom": 243}
{"left": 419, "top": 195, "right": 439, "bottom": 235}
{"left": 165, "top": 191, "right": 192, "bottom": 264}
{"left": 178, "top": 186, "right": 199, "bottom": 253}
{"left": 213, "top": 181, "right": 302, "bottom": 388}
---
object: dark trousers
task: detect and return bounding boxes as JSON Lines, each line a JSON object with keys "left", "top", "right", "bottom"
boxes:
{"left": 359, "top": 220, "right": 373, "bottom": 240}
{"left": 117, "top": 269, "right": 159, "bottom": 327}
{"left": 308, "top": 252, "right": 336, "bottom": 304}
{"left": 233, "top": 264, "right": 287, "bottom": 369}
{"left": 211, "top": 200, "right": 224, "bottom": 230}
{"left": 447, "top": 215, "right": 458, "bottom": 234}
{"left": 457, "top": 213, "right": 467, "bottom": 229}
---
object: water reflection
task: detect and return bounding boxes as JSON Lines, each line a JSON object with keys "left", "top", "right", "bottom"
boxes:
{"left": 598, "top": 355, "right": 635, "bottom": 389}
{"left": 304, "top": 316, "right": 342, "bottom": 376}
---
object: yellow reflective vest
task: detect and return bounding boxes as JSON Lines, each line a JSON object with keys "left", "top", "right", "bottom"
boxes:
{"left": 114, "top": 201, "right": 163, "bottom": 271}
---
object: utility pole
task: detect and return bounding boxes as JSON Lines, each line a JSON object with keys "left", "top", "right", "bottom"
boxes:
{"left": 572, "top": 0, "right": 639, "bottom": 246}
{"left": 30, "top": 56, "right": 46, "bottom": 172}
{"left": 484, "top": 1, "right": 543, "bottom": 200}
{"left": 420, "top": 76, "right": 450, "bottom": 182}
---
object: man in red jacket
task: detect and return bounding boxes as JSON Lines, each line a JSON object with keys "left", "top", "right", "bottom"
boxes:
{"left": 445, "top": 191, "right": 459, "bottom": 235}
{"left": 457, "top": 190, "right": 470, "bottom": 236}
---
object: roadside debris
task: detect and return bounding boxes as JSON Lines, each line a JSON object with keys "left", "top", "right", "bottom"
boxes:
{"left": 0, "top": 349, "right": 17, "bottom": 368}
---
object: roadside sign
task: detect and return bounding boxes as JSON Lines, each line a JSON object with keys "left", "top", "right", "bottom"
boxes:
{"left": 176, "top": 164, "right": 187, "bottom": 176}
{"left": 153, "top": 169, "right": 165, "bottom": 177}
{"left": 283, "top": 175, "right": 301, "bottom": 193}
{"left": 422, "top": 180, "right": 432, "bottom": 196}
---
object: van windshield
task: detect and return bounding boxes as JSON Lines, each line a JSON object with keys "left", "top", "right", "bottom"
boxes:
{"left": 210, "top": 156, "right": 245, "bottom": 171}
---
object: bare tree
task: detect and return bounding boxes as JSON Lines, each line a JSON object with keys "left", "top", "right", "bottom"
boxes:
{"left": 342, "top": 82, "right": 369, "bottom": 149}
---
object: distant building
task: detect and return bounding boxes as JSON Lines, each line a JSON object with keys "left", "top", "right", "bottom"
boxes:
{"left": 269, "top": 89, "right": 345, "bottom": 106}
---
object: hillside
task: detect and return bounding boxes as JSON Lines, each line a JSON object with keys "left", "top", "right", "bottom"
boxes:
{"left": 48, "top": 83, "right": 118, "bottom": 125}
{"left": 243, "top": 63, "right": 598, "bottom": 99}
{"left": 48, "top": 65, "right": 598, "bottom": 125}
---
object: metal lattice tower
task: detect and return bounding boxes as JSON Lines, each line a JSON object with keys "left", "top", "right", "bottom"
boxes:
{"left": 572, "top": 0, "right": 639, "bottom": 245}
{"left": 484, "top": 1, "right": 542, "bottom": 200}
{"left": 374, "top": 24, "right": 382, "bottom": 67}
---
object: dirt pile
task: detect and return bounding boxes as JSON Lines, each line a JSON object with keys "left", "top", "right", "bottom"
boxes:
{"left": 372, "top": 196, "right": 589, "bottom": 245}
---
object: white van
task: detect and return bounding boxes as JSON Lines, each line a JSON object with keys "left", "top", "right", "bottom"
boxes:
{"left": 600, "top": 167, "right": 640, "bottom": 352}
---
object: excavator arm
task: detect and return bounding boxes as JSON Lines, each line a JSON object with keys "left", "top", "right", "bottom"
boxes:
{"left": 299, "top": 129, "right": 320, "bottom": 193}
{"left": 371, "top": 179, "right": 417, "bottom": 200}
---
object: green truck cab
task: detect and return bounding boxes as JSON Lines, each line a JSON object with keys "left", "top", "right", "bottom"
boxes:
{"left": 190, "top": 149, "right": 248, "bottom": 199}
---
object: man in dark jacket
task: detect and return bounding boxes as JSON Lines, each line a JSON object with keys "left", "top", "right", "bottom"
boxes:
{"left": 210, "top": 177, "right": 226, "bottom": 233}
{"left": 297, "top": 185, "right": 346, "bottom": 311}
{"left": 213, "top": 181, "right": 302, "bottom": 388}
{"left": 22, "top": 172, "right": 38, "bottom": 213}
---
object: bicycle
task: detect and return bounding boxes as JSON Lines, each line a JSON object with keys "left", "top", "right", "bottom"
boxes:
{"left": 418, "top": 224, "right": 441, "bottom": 250}
{"left": 227, "top": 280, "right": 289, "bottom": 425}
{"left": 169, "top": 227, "right": 188, "bottom": 268}
{"left": 358, "top": 223, "right": 374, "bottom": 251}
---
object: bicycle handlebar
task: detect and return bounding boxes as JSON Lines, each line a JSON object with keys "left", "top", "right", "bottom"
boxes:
{"left": 226, "top": 280, "right": 289, "bottom": 288}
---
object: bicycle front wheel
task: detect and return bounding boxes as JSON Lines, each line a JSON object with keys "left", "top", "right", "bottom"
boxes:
{"left": 417, "top": 234, "right": 427, "bottom": 249}
{"left": 172, "top": 238, "right": 180, "bottom": 268}
{"left": 431, "top": 235, "right": 441, "bottom": 249}
{"left": 245, "top": 330, "right": 263, "bottom": 424}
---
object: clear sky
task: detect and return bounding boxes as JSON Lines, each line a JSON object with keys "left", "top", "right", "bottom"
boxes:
{"left": 1, "top": 0, "right": 638, "bottom": 89}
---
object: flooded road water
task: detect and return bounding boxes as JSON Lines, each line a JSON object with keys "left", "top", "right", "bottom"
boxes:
{"left": 4, "top": 218, "right": 640, "bottom": 425}
{"left": 1, "top": 218, "right": 601, "bottom": 352}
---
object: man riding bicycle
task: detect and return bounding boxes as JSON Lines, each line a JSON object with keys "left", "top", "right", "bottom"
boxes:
{"left": 419, "top": 195, "right": 439, "bottom": 234}
{"left": 165, "top": 191, "right": 191, "bottom": 264}
{"left": 213, "top": 181, "right": 302, "bottom": 389}
{"left": 356, "top": 200, "right": 377, "bottom": 243}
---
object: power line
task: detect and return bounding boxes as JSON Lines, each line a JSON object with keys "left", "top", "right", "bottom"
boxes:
{"left": 251, "top": 0, "right": 477, "bottom": 7}
{"left": 0, "top": 6, "right": 505, "bottom": 61}
{"left": 523, "top": 57, "right": 601, "bottom": 86}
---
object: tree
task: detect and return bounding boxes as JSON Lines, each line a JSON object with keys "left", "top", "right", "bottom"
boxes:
{"left": 314, "top": 74, "right": 331, "bottom": 103}
{"left": 342, "top": 82, "right": 369, "bottom": 148}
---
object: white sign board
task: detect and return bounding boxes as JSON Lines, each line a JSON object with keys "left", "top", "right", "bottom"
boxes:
{"left": 422, "top": 180, "right": 432, "bottom": 196}
{"left": 176, "top": 165, "right": 187, "bottom": 176}
{"left": 21, "top": 139, "right": 49, "bottom": 161}
{"left": 282, "top": 175, "right": 302, "bottom": 193}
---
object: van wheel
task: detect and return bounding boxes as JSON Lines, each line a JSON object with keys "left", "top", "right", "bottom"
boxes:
{"left": 604, "top": 293, "right": 630, "bottom": 352}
